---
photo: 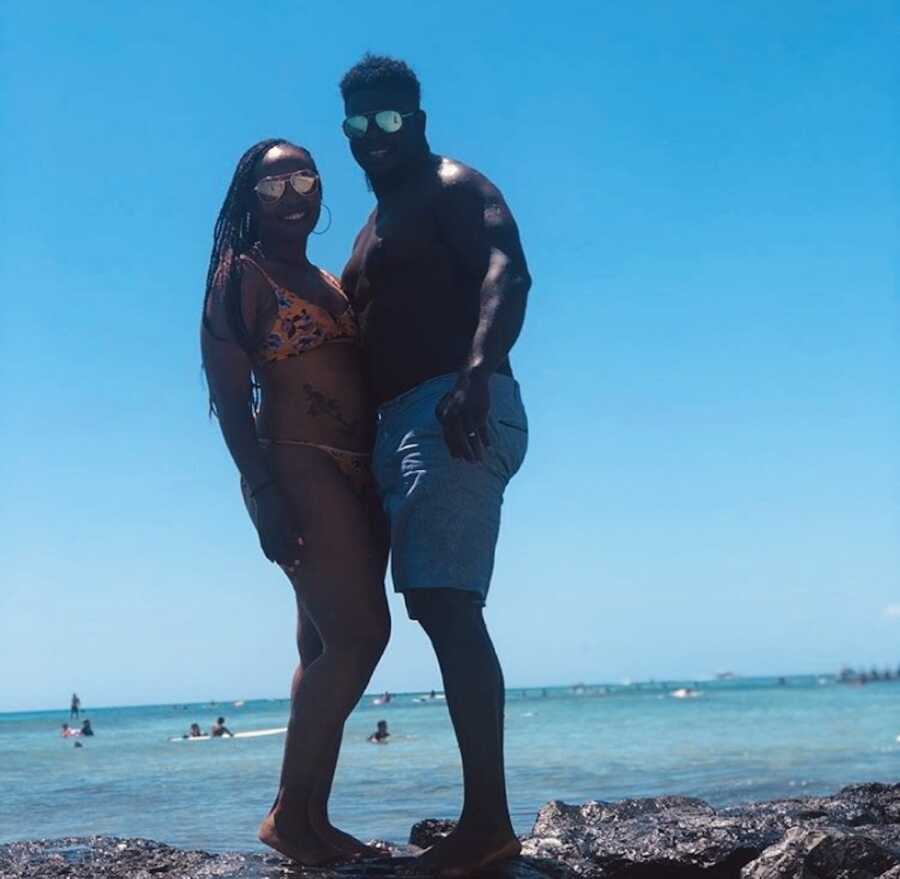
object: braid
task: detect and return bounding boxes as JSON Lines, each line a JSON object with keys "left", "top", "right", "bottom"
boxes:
{"left": 201, "top": 138, "right": 288, "bottom": 416}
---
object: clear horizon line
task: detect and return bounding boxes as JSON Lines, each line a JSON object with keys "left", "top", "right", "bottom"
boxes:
{"left": 1, "top": 670, "right": 871, "bottom": 716}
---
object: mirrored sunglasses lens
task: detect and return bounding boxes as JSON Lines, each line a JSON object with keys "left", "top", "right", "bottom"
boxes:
{"left": 375, "top": 110, "right": 403, "bottom": 133}
{"left": 291, "top": 172, "right": 317, "bottom": 195}
{"left": 255, "top": 179, "right": 284, "bottom": 201}
{"left": 343, "top": 116, "right": 368, "bottom": 138}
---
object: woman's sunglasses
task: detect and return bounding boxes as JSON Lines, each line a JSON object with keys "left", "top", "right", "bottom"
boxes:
{"left": 253, "top": 170, "right": 319, "bottom": 203}
{"left": 342, "top": 110, "right": 416, "bottom": 140}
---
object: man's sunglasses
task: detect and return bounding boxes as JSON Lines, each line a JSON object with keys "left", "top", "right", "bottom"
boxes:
{"left": 342, "top": 110, "right": 416, "bottom": 140}
{"left": 253, "top": 170, "right": 319, "bottom": 203}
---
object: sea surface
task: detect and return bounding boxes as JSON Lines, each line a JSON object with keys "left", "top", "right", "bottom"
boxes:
{"left": 3, "top": 676, "right": 899, "bottom": 852}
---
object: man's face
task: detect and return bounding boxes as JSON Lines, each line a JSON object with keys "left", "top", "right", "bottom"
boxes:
{"left": 344, "top": 87, "right": 424, "bottom": 179}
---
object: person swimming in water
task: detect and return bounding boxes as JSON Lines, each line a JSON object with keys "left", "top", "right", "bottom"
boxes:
{"left": 367, "top": 720, "right": 390, "bottom": 744}
{"left": 211, "top": 717, "right": 234, "bottom": 737}
{"left": 80, "top": 719, "right": 94, "bottom": 736}
{"left": 186, "top": 723, "right": 204, "bottom": 738}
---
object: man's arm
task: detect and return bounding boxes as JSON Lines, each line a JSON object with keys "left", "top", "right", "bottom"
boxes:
{"left": 434, "top": 164, "right": 531, "bottom": 461}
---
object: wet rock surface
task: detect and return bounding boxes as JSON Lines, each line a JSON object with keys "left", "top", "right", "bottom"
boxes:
{"left": 521, "top": 783, "right": 900, "bottom": 878}
{"left": 2, "top": 784, "right": 898, "bottom": 878}
{"left": 741, "top": 826, "right": 898, "bottom": 879}
{"left": 408, "top": 819, "right": 458, "bottom": 850}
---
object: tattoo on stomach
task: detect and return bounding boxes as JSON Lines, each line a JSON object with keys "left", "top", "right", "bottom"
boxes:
{"left": 302, "top": 384, "right": 360, "bottom": 439}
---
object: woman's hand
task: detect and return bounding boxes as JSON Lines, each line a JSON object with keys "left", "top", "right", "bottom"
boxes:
{"left": 252, "top": 484, "right": 305, "bottom": 571}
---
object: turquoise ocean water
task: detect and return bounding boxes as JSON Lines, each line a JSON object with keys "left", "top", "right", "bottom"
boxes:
{"left": 3, "top": 677, "right": 898, "bottom": 852}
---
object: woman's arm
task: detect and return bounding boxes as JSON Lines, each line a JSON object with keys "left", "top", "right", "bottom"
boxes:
{"left": 201, "top": 272, "right": 303, "bottom": 568}
{"left": 201, "top": 325, "right": 271, "bottom": 494}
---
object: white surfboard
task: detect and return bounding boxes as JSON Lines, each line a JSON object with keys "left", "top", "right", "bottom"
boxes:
{"left": 170, "top": 727, "right": 287, "bottom": 742}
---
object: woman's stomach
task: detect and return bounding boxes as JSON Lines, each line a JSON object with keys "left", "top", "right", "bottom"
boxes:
{"left": 254, "top": 342, "right": 375, "bottom": 452}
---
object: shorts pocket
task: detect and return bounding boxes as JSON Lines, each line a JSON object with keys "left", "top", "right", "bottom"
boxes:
{"left": 489, "top": 416, "right": 528, "bottom": 481}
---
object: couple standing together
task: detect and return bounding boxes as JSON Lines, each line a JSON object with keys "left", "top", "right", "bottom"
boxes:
{"left": 201, "top": 55, "right": 531, "bottom": 876}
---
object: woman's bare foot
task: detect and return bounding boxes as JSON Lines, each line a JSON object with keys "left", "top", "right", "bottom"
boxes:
{"left": 312, "top": 818, "right": 383, "bottom": 859}
{"left": 404, "top": 827, "right": 521, "bottom": 877}
{"left": 257, "top": 812, "right": 345, "bottom": 866}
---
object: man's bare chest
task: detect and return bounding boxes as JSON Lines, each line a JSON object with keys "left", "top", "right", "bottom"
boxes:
{"left": 368, "top": 199, "right": 442, "bottom": 264}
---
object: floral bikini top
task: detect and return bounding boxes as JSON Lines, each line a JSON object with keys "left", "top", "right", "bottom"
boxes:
{"left": 239, "top": 253, "right": 359, "bottom": 364}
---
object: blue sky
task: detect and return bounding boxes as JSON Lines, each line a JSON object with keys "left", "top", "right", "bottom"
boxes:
{"left": 1, "top": 1, "right": 896, "bottom": 712}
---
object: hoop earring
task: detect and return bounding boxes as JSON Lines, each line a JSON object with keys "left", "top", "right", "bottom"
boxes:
{"left": 312, "top": 203, "right": 332, "bottom": 235}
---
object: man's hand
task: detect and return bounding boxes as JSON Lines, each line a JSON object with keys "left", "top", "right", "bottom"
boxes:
{"left": 436, "top": 372, "right": 492, "bottom": 462}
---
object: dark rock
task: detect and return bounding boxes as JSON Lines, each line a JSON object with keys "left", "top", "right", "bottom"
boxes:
{"left": 0, "top": 836, "right": 236, "bottom": 879}
{"left": 524, "top": 796, "right": 762, "bottom": 876}
{"left": 740, "top": 826, "right": 899, "bottom": 878}
{"left": 521, "top": 783, "right": 900, "bottom": 878}
{"left": 729, "top": 784, "right": 900, "bottom": 834}
{"left": 408, "top": 818, "right": 457, "bottom": 848}
{"left": 3, "top": 784, "right": 899, "bottom": 878}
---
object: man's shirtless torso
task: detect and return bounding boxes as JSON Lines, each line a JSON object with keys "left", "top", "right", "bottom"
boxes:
{"left": 341, "top": 155, "right": 512, "bottom": 405}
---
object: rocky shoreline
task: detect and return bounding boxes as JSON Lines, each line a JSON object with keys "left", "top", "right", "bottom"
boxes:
{"left": 3, "top": 783, "right": 898, "bottom": 878}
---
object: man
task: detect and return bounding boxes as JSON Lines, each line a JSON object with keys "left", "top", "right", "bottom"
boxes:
{"left": 367, "top": 720, "right": 391, "bottom": 744}
{"left": 210, "top": 716, "right": 233, "bottom": 738}
{"left": 340, "top": 55, "right": 531, "bottom": 876}
{"left": 70, "top": 693, "right": 80, "bottom": 719}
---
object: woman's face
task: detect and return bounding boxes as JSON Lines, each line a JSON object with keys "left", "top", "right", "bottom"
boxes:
{"left": 249, "top": 143, "right": 322, "bottom": 241}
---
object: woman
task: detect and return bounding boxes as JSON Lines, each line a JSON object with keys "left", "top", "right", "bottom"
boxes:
{"left": 201, "top": 139, "right": 389, "bottom": 865}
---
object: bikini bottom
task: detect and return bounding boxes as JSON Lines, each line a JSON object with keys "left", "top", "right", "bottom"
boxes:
{"left": 257, "top": 438, "right": 372, "bottom": 500}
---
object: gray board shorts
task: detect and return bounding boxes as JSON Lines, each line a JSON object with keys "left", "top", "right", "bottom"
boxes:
{"left": 372, "top": 373, "right": 528, "bottom": 616}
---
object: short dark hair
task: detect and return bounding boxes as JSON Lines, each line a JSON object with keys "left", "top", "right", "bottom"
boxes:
{"left": 340, "top": 53, "right": 421, "bottom": 106}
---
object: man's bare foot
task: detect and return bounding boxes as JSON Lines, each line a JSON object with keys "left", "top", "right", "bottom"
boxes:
{"left": 257, "top": 813, "right": 345, "bottom": 866}
{"left": 405, "top": 827, "right": 521, "bottom": 877}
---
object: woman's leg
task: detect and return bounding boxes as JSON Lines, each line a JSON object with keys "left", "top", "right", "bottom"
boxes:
{"left": 258, "top": 448, "right": 389, "bottom": 865}
{"left": 283, "top": 599, "right": 377, "bottom": 857}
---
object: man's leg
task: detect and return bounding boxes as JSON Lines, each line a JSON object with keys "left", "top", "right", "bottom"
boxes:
{"left": 406, "top": 588, "right": 520, "bottom": 874}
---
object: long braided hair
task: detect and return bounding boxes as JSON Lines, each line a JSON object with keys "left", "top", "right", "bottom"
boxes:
{"left": 203, "top": 139, "right": 305, "bottom": 415}
{"left": 202, "top": 138, "right": 289, "bottom": 349}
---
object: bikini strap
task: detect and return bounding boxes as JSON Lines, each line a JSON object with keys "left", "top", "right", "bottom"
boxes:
{"left": 238, "top": 253, "right": 281, "bottom": 293}
{"left": 241, "top": 252, "right": 353, "bottom": 316}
